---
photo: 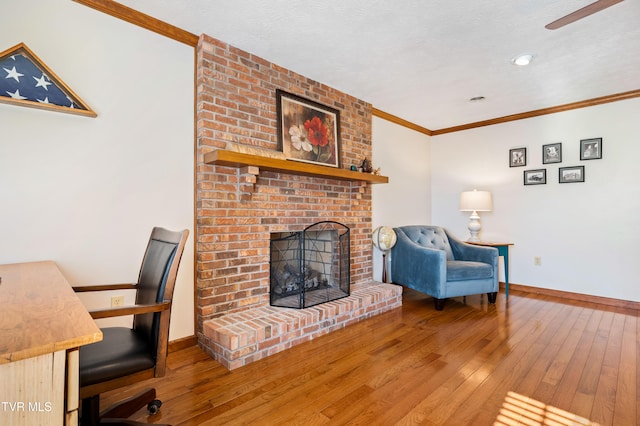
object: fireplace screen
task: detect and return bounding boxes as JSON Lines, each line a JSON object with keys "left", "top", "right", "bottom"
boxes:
{"left": 270, "top": 221, "right": 350, "bottom": 309}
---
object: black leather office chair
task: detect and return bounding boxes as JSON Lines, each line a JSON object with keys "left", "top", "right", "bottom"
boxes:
{"left": 73, "top": 227, "right": 189, "bottom": 426}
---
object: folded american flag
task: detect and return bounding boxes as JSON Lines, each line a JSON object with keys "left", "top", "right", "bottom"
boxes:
{"left": 0, "top": 43, "right": 93, "bottom": 115}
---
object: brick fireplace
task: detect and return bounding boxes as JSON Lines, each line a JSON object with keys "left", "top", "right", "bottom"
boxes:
{"left": 195, "top": 34, "right": 401, "bottom": 369}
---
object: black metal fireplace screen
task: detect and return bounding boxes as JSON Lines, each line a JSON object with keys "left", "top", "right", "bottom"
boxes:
{"left": 270, "top": 221, "right": 350, "bottom": 309}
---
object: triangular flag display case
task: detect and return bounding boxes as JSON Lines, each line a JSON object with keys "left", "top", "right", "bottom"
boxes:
{"left": 0, "top": 43, "right": 96, "bottom": 117}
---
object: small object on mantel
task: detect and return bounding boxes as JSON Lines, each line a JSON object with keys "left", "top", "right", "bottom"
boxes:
{"left": 361, "top": 158, "right": 372, "bottom": 173}
{"left": 373, "top": 167, "right": 381, "bottom": 176}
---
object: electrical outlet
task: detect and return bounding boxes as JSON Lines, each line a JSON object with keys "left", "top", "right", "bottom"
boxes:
{"left": 111, "top": 295, "right": 124, "bottom": 307}
{"left": 534, "top": 256, "right": 542, "bottom": 266}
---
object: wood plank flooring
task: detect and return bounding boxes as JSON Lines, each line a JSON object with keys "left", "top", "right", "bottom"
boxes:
{"left": 101, "top": 287, "right": 639, "bottom": 425}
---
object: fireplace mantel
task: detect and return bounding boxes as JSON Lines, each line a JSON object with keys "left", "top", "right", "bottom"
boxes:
{"left": 204, "top": 149, "right": 389, "bottom": 184}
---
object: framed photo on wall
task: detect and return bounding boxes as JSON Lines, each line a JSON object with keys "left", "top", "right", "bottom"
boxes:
{"left": 524, "top": 169, "right": 546, "bottom": 185}
{"left": 580, "top": 138, "right": 602, "bottom": 160}
{"left": 559, "top": 166, "right": 585, "bottom": 183}
{"left": 509, "top": 147, "right": 527, "bottom": 167}
{"left": 276, "top": 89, "right": 341, "bottom": 168}
{"left": 542, "top": 143, "right": 562, "bottom": 164}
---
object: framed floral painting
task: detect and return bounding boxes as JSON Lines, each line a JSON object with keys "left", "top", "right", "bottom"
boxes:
{"left": 276, "top": 89, "right": 341, "bottom": 168}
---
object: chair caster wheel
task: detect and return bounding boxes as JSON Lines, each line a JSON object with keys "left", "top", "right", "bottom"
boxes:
{"left": 147, "top": 399, "right": 162, "bottom": 415}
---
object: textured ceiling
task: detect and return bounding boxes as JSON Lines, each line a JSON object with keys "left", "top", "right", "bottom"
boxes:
{"left": 118, "top": 0, "right": 640, "bottom": 130}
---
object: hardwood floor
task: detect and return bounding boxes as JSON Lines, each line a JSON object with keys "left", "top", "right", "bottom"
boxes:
{"left": 101, "top": 287, "right": 639, "bottom": 425}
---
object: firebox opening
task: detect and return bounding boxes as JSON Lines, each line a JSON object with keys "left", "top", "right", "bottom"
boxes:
{"left": 270, "top": 221, "right": 350, "bottom": 309}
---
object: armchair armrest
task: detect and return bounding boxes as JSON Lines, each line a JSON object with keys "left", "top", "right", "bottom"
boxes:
{"left": 73, "top": 284, "right": 170, "bottom": 319}
{"left": 89, "top": 300, "right": 171, "bottom": 320}
{"left": 73, "top": 283, "right": 137, "bottom": 292}
{"left": 446, "top": 231, "right": 498, "bottom": 267}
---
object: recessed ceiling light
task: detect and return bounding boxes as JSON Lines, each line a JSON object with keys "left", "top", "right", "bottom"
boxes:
{"left": 512, "top": 53, "right": 535, "bottom": 66}
{"left": 469, "top": 96, "right": 486, "bottom": 102}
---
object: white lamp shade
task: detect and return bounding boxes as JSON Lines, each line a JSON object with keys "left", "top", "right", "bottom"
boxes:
{"left": 460, "top": 190, "right": 492, "bottom": 212}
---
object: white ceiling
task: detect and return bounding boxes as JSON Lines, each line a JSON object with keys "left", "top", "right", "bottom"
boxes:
{"left": 118, "top": 0, "right": 640, "bottom": 131}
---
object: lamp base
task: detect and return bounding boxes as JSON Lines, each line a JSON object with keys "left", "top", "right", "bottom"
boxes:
{"left": 467, "top": 211, "right": 482, "bottom": 242}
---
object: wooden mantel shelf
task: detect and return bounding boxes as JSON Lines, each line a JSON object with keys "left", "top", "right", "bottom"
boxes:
{"left": 204, "top": 149, "right": 389, "bottom": 184}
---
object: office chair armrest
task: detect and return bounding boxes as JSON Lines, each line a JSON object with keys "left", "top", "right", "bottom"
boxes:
{"left": 73, "top": 283, "right": 138, "bottom": 292}
{"left": 89, "top": 300, "right": 171, "bottom": 319}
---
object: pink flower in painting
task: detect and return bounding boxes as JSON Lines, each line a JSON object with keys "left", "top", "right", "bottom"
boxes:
{"left": 303, "top": 116, "right": 329, "bottom": 147}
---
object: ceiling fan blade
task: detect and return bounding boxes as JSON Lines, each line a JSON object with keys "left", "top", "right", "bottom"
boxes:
{"left": 545, "top": 0, "right": 624, "bottom": 30}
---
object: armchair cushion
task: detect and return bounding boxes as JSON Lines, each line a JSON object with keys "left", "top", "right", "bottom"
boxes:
{"left": 446, "top": 260, "right": 493, "bottom": 281}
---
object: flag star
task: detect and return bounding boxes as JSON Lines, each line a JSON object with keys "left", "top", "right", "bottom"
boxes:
{"left": 37, "top": 97, "right": 50, "bottom": 104}
{"left": 4, "top": 66, "right": 24, "bottom": 82}
{"left": 33, "top": 74, "right": 52, "bottom": 90}
{"left": 6, "top": 89, "right": 27, "bottom": 100}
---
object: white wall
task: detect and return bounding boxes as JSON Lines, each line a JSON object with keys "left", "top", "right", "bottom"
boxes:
{"left": 372, "top": 117, "right": 431, "bottom": 281}
{"left": 0, "top": 0, "right": 195, "bottom": 339}
{"left": 430, "top": 98, "right": 640, "bottom": 302}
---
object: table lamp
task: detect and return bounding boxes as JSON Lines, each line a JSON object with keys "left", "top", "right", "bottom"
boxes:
{"left": 460, "top": 190, "right": 492, "bottom": 242}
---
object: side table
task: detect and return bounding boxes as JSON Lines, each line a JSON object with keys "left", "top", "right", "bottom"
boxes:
{"left": 467, "top": 241, "right": 514, "bottom": 298}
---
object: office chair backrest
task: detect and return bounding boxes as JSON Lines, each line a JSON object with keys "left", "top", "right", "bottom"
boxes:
{"left": 133, "top": 227, "right": 189, "bottom": 359}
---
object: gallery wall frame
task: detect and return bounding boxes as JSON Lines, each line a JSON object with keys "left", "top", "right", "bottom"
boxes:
{"left": 542, "top": 143, "right": 562, "bottom": 164}
{"left": 276, "top": 89, "right": 341, "bottom": 168}
{"left": 524, "top": 169, "right": 546, "bottom": 185}
{"left": 559, "top": 166, "right": 585, "bottom": 183}
{"left": 509, "top": 147, "right": 527, "bottom": 167}
{"left": 580, "top": 138, "right": 602, "bottom": 160}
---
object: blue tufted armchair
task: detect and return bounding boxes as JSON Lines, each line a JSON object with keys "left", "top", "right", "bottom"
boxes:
{"left": 390, "top": 225, "right": 499, "bottom": 310}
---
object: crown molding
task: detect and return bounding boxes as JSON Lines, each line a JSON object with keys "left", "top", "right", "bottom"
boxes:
{"left": 371, "top": 107, "right": 433, "bottom": 136}
{"left": 430, "top": 89, "right": 640, "bottom": 135}
{"left": 73, "top": 0, "right": 199, "bottom": 46}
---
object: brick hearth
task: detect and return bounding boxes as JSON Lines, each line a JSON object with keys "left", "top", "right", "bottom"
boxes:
{"left": 201, "top": 282, "right": 402, "bottom": 370}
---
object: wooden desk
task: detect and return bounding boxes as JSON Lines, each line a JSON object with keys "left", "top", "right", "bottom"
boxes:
{"left": 0, "top": 261, "right": 102, "bottom": 426}
{"left": 467, "top": 241, "right": 514, "bottom": 298}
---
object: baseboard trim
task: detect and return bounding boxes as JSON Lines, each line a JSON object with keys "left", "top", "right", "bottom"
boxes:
{"left": 168, "top": 335, "right": 198, "bottom": 353}
{"left": 501, "top": 282, "right": 640, "bottom": 311}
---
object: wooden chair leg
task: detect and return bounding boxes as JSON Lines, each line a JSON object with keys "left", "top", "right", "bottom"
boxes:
{"left": 81, "top": 395, "right": 100, "bottom": 426}
{"left": 487, "top": 292, "right": 497, "bottom": 304}
{"left": 434, "top": 298, "right": 445, "bottom": 311}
